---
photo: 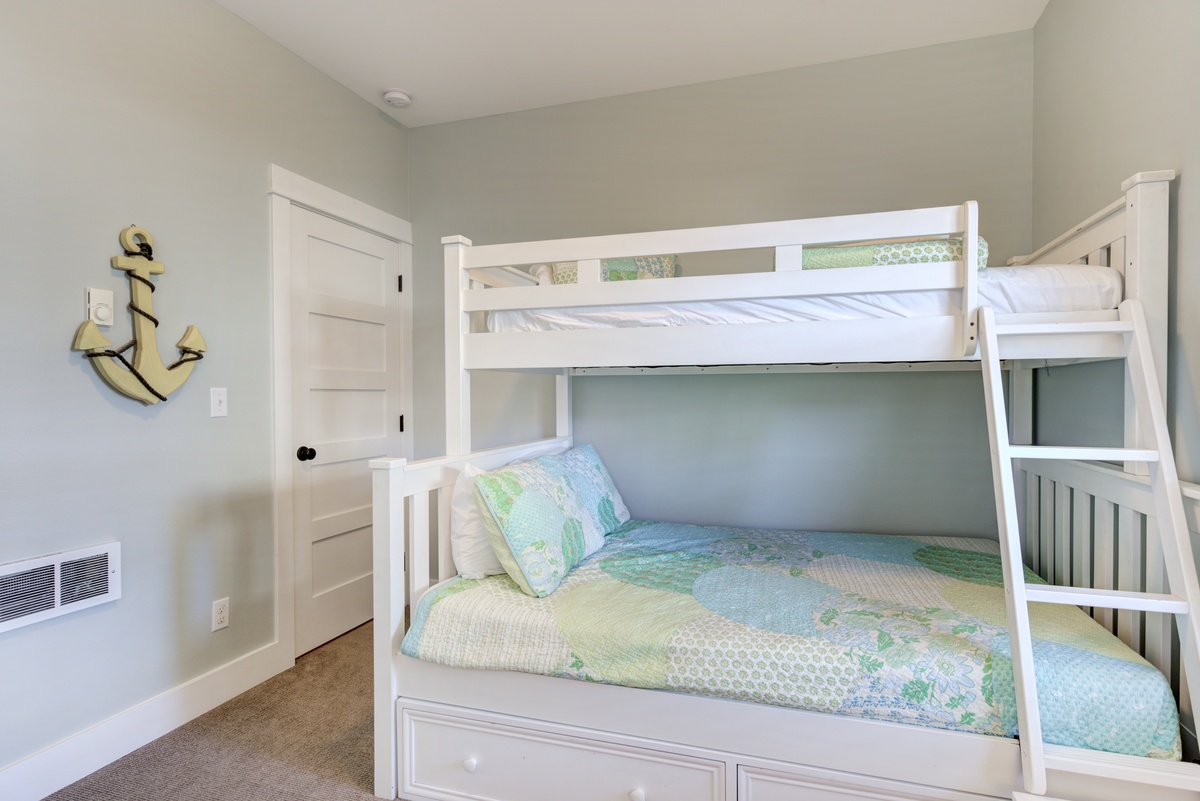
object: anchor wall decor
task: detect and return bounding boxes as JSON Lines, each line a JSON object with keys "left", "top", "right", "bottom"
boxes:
{"left": 73, "top": 226, "right": 206, "bottom": 405}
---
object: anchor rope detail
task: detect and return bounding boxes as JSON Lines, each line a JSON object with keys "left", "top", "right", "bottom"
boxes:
{"left": 126, "top": 272, "right": 160, "bottom": 327}
{"left": 123, "top": 241, "right": 153, "bottom": 260}
{"left": 168, "top": 348, "right": 204, "bottom": 371}
{"left": 85, "top": 340, "right": 169, "bottom": 402}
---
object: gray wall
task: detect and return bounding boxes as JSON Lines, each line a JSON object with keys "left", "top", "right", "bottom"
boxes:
{"left": 0, "top": 0, "right": 407, "bottom": 770}
{"left": 1033, "top": 0, "right": 1200, "bottom": 480}
{"left": 409, "top": 32, "right": 1034, "bottom": 535}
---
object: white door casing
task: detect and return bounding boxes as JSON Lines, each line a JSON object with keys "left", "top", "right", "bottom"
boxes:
{"left": 269, "top": 166, "right": 412, "bottom": 659}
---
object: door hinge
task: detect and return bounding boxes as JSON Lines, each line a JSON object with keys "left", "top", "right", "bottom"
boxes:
{"left": 397, "top": 275, "right": 403, "bottom": 292}
{"left": 399, "top": 414, "right": 405, "bottom": 433}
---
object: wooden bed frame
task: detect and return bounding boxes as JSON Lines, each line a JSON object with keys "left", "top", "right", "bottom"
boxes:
{"left": 371, "top": 171, "right": 1200, "bottom": 801}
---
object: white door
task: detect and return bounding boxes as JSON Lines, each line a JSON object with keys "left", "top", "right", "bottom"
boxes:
{"left": 291, "top": 205, "right": 403, "bottom": 656}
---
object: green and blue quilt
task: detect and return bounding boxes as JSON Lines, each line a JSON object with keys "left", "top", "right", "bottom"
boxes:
{"left": 402, "top": 521, "right": 1179, "bottom": 759}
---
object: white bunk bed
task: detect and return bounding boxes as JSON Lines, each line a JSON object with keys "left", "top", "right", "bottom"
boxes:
{"left": 371, "top": 171, "right": 1200, "bottom": 801}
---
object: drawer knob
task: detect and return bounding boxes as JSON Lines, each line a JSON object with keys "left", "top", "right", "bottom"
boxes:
{"left": 462, "top": 757, "right": 478, "bottom": 774}
{"left": 630, "top": 790, "right": 646, "bottom": 801}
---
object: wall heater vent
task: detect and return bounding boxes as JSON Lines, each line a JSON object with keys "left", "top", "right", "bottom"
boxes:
{"left": 0, "top": 543, "right": 121, "bottom": 634}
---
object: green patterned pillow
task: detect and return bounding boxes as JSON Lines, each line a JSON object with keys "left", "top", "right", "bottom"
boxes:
{"left": 551, "top": 255, "right": 677, "bottom": 284}
{"left": 801, "top": 237, "right": 988, "bottom": 271}
{"left": 473, "top": 445, "right": 630, "bottom": 598}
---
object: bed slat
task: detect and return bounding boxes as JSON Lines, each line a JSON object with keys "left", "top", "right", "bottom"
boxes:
{"left": 1144, "top": 518, "right": 1173, "bottom": 683}
{"left": 1040, "top": 476, "right": 1055, "bottom": 582}
{"left": 409, "top": 490, "right": 432, "bottom": 602}
{"left": 1094, "top": 499, "right": 1116, "bottom": 632}
{"left": 1071, "top": 491, "right": 1094, "bottom": 614}
{"left": 1116, "top": 506, "right": 1142, "bottom": 649}
{"left": 437, "top": 486, "right": 454, "bottom": 582}
{"left": 1054, "top": 483, "right": 1070, "bottom": 587}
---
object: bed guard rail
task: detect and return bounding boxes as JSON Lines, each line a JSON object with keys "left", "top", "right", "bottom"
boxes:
{"left": 443, "top": 201, "right": 982, "bottom": 364}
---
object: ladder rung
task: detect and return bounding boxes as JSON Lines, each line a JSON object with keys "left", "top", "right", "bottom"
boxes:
{"left": 994, "top": 321, "right": 1134, "bottom": 336}
{"left": 1008, "top": 445, "right": 1159, "bottom": 462}
{"left": 1025, "top": 585, "right": 1189, "bottom": 614}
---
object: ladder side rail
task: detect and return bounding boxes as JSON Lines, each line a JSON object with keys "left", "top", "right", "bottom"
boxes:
{"left": 979, "top": 306, "right": 1048, "bottom": 795}
{"left": 1121, "top": 298, "right": 1200, "bottom": 754}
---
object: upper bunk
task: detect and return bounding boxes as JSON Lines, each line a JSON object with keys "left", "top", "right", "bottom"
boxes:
{"left": 443, "top": 171, "right": 1173, "bottom": 378}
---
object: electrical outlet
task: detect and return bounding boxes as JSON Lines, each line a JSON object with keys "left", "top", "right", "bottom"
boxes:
{"left": 212, "top": 597, "right": 229, "bottom": 631}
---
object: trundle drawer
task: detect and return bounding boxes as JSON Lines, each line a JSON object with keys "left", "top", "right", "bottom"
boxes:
{"left": 739, "top": 765, "right": 982, "bottom": 801}
{"left": 402, "top": 708, "right": 725, "bottom": 801}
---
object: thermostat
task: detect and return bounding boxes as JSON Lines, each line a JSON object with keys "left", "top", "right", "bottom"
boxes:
{"left": 87, "top": 287, "right": 115, "bottom": 327}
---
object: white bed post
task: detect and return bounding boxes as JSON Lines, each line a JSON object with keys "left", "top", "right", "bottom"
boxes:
{"left": 556, "top": 370, "right": 572, "bottom": 441}
{"left": 371, "top": 457, "right": 408, "bottom": 799}
{"left": 444, "top": 235, "right": 473, "bottom": 456}
{"left": 1009, "top": 362, "right": 1035, "bottom": 568}
{"left": 960, "top": 200, "right": 979, "bottom": 357}
{"left": 1120, "top": 171, "right": 1174, "bottom": 475}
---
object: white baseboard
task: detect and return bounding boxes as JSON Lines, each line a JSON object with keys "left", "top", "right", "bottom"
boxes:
{"left": 0, "top": 639, "right": 293, "bottom": 801}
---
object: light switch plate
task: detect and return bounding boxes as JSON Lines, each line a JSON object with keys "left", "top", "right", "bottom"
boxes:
{"left": 210, "top": 388, "right": 227, "bottom": 418}
{"left": 87, "top": 287, "right": 115, "bottom": 327}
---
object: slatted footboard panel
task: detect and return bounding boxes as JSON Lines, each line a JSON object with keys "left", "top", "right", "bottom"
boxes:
{"left": 370, "top": 436, "right": 572, "bottom": 798}
{"left": 1018, "top": 458, "right": 1200, "bottom": 752}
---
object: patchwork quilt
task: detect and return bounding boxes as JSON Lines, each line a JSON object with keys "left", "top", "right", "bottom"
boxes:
{"left": 402, "top": 522, "right": 1180, "bottom": 759}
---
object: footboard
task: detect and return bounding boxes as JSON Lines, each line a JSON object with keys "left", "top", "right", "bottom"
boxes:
{"left": 1018, "top": 457, "right": 1200, "bottom": 756}
{"left": 369, "top": 436, "right": 571, "bottom": 798}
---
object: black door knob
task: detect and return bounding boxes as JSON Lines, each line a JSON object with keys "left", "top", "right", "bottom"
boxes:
{"left": 296, "top": 446, "right": 317, "bottom": 462}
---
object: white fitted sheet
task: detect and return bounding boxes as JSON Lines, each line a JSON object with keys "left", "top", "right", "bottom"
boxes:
{"left": 487, "top": 265, "right": 1123, "bottom": 333}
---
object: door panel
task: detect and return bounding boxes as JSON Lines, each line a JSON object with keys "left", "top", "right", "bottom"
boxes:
{"left": 292, "top": 206, "right": 402, "bottom": 656}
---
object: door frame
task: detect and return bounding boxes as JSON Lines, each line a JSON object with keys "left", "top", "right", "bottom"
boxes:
{"left": 269, "top": 164, "right": 413, "bottom": 658}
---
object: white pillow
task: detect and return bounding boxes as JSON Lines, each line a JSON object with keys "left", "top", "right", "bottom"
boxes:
{"left": 449, "top": 447, "right": 566, "bottom": 579}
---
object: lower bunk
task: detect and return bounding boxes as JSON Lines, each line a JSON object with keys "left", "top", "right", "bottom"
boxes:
{"left": 371, "top": 440, "right": 1200, "bottom": 801}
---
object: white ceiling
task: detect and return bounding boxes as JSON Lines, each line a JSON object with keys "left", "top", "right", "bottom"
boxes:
{"left": 214, "top": 0, "right": 1049, "bottom": 128}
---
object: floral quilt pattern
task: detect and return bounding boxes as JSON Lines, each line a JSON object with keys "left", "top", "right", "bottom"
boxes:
{"left": 402, "top": 521, "right": 1180, "bottom": 759}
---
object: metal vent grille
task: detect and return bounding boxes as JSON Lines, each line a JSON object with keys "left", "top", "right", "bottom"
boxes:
{"left": 0, "top": 543, "right": 120, "bottom": 634}
{"left": 61, "top": 553, "right": 110, "bottom": 605}
{"left": 0, "top": 565, "right": 55, "bottom": 622}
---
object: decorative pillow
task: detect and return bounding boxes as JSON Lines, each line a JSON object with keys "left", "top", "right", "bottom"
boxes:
{"left": 473, "top": 445, "right": 629, "bottom": 598}
{"left": 801, "top": 237, "right": 989, "bottom": 271}
{"left": 450, "top": 446, "right": 566, "bottom": 579}
{"left": 550, "top": 255, "right": 677, "bottom": 284}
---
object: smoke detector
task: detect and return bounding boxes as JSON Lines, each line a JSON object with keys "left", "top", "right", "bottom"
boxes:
{"left": 383, "top": 89, "right": 411, "bottom": 108}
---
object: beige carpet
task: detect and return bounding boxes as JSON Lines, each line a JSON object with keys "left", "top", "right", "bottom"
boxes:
{"left": 47, "top": 622, "right": 379, "bottom": 801}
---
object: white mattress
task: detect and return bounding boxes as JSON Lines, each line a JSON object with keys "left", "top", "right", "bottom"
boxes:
{"left": 488, "top": 265, "right": 1123, "bottom": 333}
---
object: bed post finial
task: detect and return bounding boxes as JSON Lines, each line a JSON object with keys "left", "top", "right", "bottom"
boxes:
{"left": 1120, "top": 170, "right": 1176, "bottom": 192}
{"left": 444, "top": 235, "right": 473, "bottom": 455}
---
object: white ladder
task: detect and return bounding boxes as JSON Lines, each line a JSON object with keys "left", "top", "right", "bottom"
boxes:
{"left": 978, "top": 299, "right": 1200, "bottom": 798}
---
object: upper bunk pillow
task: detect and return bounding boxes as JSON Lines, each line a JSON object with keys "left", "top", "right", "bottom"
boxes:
{"left": 550, "top": 255, "right": 677, "bottom": 284}
{"left": 474, "top": 444, "right": 630, "bottom": 598}
{"left": 801, "top": 236, "right": 988, "bottom": 271}
{"left": 450, "top": 446, "right": 567, "bottom": 580}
